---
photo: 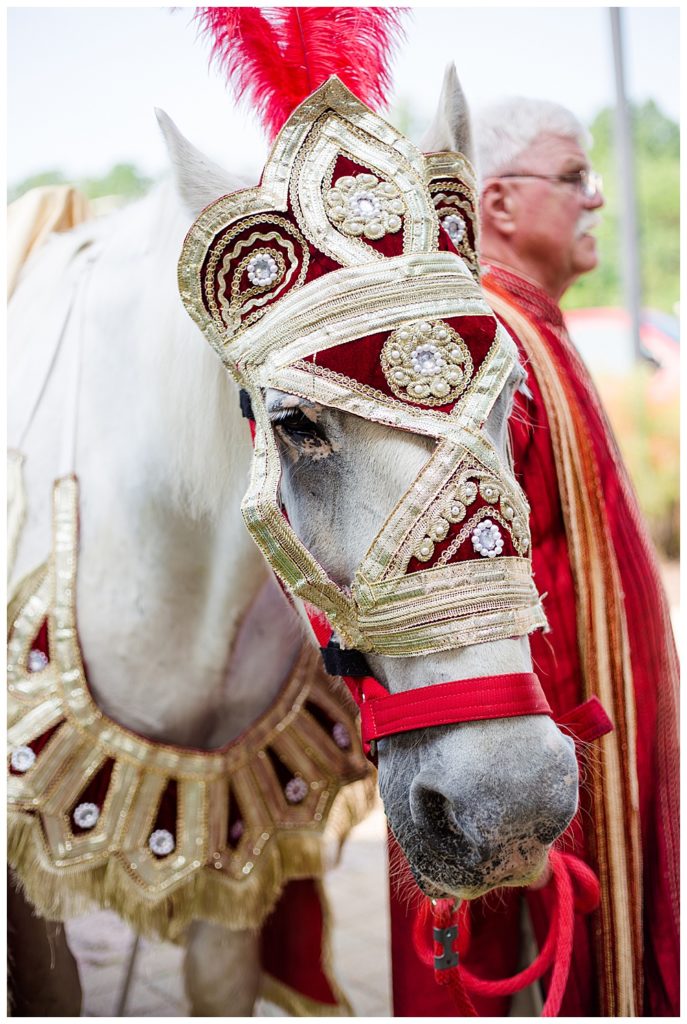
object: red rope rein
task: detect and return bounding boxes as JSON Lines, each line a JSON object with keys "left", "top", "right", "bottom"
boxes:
{"left": 412, "top": 849, "right": 600, "bottom": 1017}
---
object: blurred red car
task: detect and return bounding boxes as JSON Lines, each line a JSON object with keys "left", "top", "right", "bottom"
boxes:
{"left": 564, "top": 306, "right": 679, "bottom": 400}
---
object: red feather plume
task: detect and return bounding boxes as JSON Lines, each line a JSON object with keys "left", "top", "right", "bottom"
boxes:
{"left": 194, "top": 7, "right": 409, "bottom": 141}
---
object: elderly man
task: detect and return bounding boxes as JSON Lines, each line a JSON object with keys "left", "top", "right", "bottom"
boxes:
{"left": 473, "top": 98, "right": 679, "bottom": 1017}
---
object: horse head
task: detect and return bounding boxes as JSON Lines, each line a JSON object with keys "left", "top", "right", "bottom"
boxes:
{"left": 165, "top": 66, "right": 578, "bottom": 901}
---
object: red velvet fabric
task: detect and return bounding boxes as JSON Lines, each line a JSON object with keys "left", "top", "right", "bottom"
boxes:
{"left": 405, "top": 490, "right": 518, "bottom": 573}
{"left": 69, "top": 759, "right": 115, "bottom": 835}
{"left": 305, "top": 313, "right": 497, "bottom": 414}
{"left": 149, "top": 778, "right": 178, "bottom": 854}
{"left": 9, "top": 618, "right": 61, "bottom": 775}
{"left": 260, "top": 879, "right": 339, "bottom": 1006}
{"left": 8, "top": 722, "right": 64, "bottom": 776}
{"left": 32, "top": 619, "right": 50, "bottom": 659}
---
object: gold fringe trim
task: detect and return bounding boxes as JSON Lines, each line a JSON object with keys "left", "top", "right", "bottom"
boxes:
{"left": 8, "top": 777, "right": 375, "bottom": 944}
{"left": 8, "top": 476, "right": 377, "bottom": 955}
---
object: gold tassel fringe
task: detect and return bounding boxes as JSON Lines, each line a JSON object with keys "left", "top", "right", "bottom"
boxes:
{"left": 8, "top": 777, "right": 376, "bottom": 945}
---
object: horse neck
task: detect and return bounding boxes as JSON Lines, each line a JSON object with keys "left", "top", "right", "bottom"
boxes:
{"left": 200, "top": 574, "right": 305, "bottom": 748}
{"left": 85, "top": 184, "right": 302, "bottom": 746}
{"left": 12, "top": 183, "right": 299, "bottom": 748}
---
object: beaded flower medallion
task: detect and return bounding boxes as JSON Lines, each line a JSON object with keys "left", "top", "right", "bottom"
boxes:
{"left": 380, "top": 319, "right": 473, "bottom": 405}
{"left": 325, "top": 172, "right": 405, "bottom": 239}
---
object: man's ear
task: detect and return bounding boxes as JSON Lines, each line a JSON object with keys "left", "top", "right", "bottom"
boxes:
{"left": 156, "top": 108, "right": 247, "bottom": 219}
{"left": 481, "top": 180, "right": 517, "bottom": 236}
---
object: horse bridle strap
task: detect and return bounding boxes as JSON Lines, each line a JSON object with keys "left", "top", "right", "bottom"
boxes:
{"left": 320, "top": 634, "right": 552, "bottom": 732}
{"left": 347, "top": 672, "right": 551, "bottom": 756}
{"left": 315, "top": 629, "right": 613, "bottom": 760}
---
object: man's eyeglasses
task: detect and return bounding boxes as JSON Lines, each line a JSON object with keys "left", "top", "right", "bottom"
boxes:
{"left": 495, "top": 169, "right": 603, "bottom": 200}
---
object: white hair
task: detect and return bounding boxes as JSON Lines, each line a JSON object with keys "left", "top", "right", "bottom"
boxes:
{"left": 473, "top": 97, "right": 591, "bottom": 180}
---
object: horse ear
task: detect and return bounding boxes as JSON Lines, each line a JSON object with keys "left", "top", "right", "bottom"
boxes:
{"left": 155, "top": 108, "right": 243, "bottom": 218}
{"left": 419, "top": 64, "right": 475, "bottom": 165}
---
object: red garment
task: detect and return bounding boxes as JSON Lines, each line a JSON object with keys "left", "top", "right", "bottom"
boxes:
{"left": 389, "top": 264, "right": 679, "bottom": 1016}
{"left": 488, "top": 264, "right": 679, "bottom": 1016}
{"left": 261, "top": 879, "right": 344, "bottom": 1010}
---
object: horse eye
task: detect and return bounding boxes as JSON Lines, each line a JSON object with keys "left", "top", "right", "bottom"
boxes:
{"left": 272, "top": 408, "right": 327, "bottom": 444}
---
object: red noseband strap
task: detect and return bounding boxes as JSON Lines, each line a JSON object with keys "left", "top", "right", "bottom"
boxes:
{"left": 306, "top": 606, "right": 614, "bottom": 758}
{"left": 351, "top": 672, "right": 552, "bottom": 755}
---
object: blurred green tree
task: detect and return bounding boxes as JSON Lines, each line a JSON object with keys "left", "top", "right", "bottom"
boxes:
{"left": 564, "top": 100, "right": 679, "bottom": 314}
{"left": 597, "top": 366, "right": 679, "bottom": 558}
{"left": 8, "top": 163, "right": 153, "bottom": 205}
{"left": 81, "top": 163, "right": 153, "bottom": 200}
{"left": 8, "top": 170, "right": 67, "bottom": 202}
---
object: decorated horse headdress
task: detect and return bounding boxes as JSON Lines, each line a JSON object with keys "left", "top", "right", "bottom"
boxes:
{"left": 179, "top": 13, "right": 546, "bottom": 658}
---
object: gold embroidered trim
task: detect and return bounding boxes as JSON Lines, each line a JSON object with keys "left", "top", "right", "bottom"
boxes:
{"left": 289, "top": 110, "right": 437, "bottom": 267}
{"left": 425, "top": 151, "right": 479, "bottom": 193}
{"left": 234, "top": 253, "right": 483, "bottom": 374}
{"left": 7, "top": 477, "right": 375, "bottom": 940}
{"left": 353, "top": 557, "right": 546, "bottom": 656}
{"left": 206, "top": 214, "right": 309, "bottom": 333}
{"left": 408, "top": 463, "right": 530, "bottom": 569}
{"left": 260, "top": 974, "right": 351, "bottom": 1017}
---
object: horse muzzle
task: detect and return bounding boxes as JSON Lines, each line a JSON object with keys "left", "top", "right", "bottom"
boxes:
{"left": 319, "top": 630, "right": 612, "bottom": 898}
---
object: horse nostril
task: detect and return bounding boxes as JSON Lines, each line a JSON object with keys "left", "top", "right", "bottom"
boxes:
{"left": 536, "top": 819, "right": 570, "bottom": 845}
{"left": 410, "top": 781, "right": 484, "bottom": 860}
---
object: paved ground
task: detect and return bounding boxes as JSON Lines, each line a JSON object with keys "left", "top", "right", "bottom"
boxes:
{"left": 61, "top": 565, "right": 681, "bottom": 1017}
{"left": 66, "top": 802, "right": 391, "bottom": 1017}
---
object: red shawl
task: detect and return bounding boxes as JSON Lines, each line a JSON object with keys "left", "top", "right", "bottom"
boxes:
{"left": 389, "top": 263, "right": 679, "bottom": 1016}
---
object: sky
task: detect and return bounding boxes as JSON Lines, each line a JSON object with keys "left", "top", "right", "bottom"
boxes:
{"left": 6, "top": 5, "right": 681, "bottom": 187}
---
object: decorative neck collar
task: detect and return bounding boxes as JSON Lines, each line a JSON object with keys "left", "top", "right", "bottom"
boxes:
{"left": 7, "top": 476, "right": 373, "bottom": 942}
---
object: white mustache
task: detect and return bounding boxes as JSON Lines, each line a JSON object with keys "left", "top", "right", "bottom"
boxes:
{"left": 576, "top": 212, "right": 601, "bottom": 238}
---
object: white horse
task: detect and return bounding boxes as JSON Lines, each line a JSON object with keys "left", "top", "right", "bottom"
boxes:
{"left": 7, "top": 68, "right": 578, "bottom": 1016}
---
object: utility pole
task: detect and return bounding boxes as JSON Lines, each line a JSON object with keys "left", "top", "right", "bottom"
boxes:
{"left": 610, "top": 7, "right": 643, "bottom": 362}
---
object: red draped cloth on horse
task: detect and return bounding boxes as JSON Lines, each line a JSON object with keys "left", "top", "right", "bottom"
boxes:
{"left": 389, "top": 262, "right": 679, "bottom": 1017}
